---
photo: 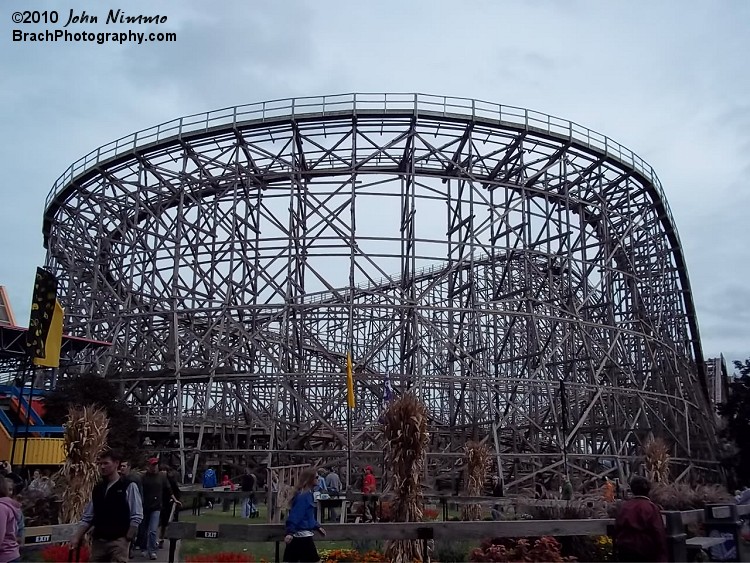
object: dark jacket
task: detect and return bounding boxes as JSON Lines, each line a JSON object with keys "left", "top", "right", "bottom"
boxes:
{"left": 613, "top": 496, "right": 668, "bottom": 562}
{"left": 122, "top": 472, "right": 143, "bottom": 499}
{"left": 91, "top": 478, "right": 131, "bottom": 541}
{"left": 141, "top": 472, "right": 170, "bottom": 513}
{"left": 162, "top": 474, "right": 181, "bottom": 508}
{"left": 285, "top": 491, "right": 320, "bottom": 535}
{"left": 240, "top": 474, "right": 256, "bottom": 493}
{"left": 167, "top": 474, "right": 181, "bottom": 501}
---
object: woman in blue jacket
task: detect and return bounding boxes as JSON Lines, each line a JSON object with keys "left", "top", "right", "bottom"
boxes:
{"left": 284, "top": 468, "right": 326, "bottom": 562}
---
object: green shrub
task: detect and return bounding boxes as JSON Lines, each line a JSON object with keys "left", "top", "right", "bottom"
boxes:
{"left": 434, "top": 540, "right": 471, "bottom": 562}
{"left": 352, "top": 539, "right": 384, "bottom": 554}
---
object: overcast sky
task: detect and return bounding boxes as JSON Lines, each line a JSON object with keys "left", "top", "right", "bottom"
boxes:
{"left": 1, "top": 0, "right": 748, "bottom": 367}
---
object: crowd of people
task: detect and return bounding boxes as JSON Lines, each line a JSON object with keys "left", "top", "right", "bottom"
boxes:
{"left": 0, "top": 448, "right": 740, "bottom": 563}
{"left": 199, "top": 464, "right": 377, "bottom": 525}
{"left": 55, "top": 454, "right": 672, "bottom": 563}
{"left": 71, "top": 449, "right": 181, "bottom": 563}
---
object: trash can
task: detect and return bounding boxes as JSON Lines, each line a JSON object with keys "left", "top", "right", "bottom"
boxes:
{"left": 703, "top": 504, "right": 741, "bottom": 562}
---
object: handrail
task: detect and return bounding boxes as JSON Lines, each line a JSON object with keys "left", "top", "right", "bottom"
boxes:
{"left": 21, "top": 503, "right": 750, "bottom": 546}
{"left": 1, "top": 385, "right": 46, "bottom": 427}
{"left": 43, "top": 93, "right": 677, "bottom": 248}
{"left": 165, "top": 518, "right": 614, "bottom": 542}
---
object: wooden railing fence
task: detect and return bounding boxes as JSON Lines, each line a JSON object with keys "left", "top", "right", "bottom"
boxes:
{"left": 20, "top": 503, "right": 750, "bottom": 563}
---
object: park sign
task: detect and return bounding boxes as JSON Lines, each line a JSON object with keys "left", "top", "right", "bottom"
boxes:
{"left": 195, "top": 524, "right": 220, "bottom": 539}
{"left": 25, "top": 267, "right": 58, "bottom": 361}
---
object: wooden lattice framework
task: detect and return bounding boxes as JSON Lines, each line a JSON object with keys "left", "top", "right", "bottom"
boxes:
{"left": 41, "top": 94, "right": 719, "bottom": 487}
{"left": 267, "top": 463, "right": 310, "bottom": 523}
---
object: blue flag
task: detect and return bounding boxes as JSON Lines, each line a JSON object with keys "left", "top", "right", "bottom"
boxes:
{"left": 384, "top": 372, "right": 394, "bottom": 403}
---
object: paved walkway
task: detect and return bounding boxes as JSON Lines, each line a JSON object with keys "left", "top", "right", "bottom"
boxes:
{"left": 129, "top": 540, "right": 179, "bottom": 563}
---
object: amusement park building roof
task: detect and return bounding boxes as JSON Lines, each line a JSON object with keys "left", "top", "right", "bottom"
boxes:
{"left": 0, "top": 323, "right": 110, "bottom": 361}
{"left": 0, "top": 285, "right": 110, "bottom": 360}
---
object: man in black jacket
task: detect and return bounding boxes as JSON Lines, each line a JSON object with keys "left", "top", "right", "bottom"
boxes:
{"left": 138, "top": 457, "right": 174, "bottom": 560}
{"left": 72, "top": 449, "right": 143, "bottom": 563}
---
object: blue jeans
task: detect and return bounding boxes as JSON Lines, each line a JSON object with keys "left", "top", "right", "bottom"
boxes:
{"left": 142, "top": 509, "right": 161, "bottom": 554}
{"left": 241, "top": 495, "right": 256, "bottom": 518}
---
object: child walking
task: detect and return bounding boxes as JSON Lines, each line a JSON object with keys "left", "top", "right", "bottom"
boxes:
{"left": 283, "top": 468, "right": 326, "bottom": 563}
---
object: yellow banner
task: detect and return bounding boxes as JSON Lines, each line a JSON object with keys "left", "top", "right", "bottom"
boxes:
{"left": 33, "top": 300, "right": 63, "bottom": 368}
{"left": 346, "top": 351, "right": 355, "bottom": 409}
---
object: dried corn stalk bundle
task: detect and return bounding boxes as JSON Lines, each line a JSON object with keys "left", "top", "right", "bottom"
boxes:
{"left": 56, "top": 405, "right": 109, "bottom": 524}
{"left": 644, "top": 437, "right": 670, "bottom": 484}
{"left": 380, "top": 393, "right": 430, "bottom": 562}
{"left": 461, "top": 441, "right": 490, "bottom": 521}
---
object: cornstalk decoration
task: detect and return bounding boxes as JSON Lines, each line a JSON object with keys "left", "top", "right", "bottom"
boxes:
{"left": 643, "top": 437, "right": 671, "bottom": 484}
{"left": 461, "top": 441, "right": 490, "bottom": 520}
{"left": 381, "top": 393, "right": 430, "bottom": 563}
{"left": 56, "top": 406, "right": 109, "bottom": 524}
